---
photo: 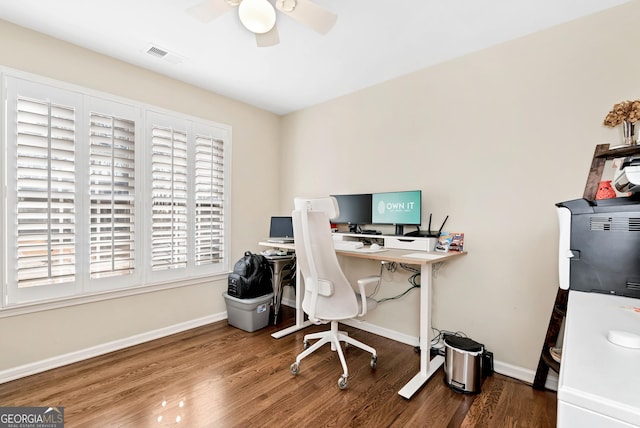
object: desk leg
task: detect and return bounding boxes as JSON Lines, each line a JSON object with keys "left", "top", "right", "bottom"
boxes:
{"left": 398, "top": 262, "right": 443, "bottom": 399}
{"left": 271, "top": 262, "right": 283, "bottom": 326}
{"left": 271, "top": 266, "right": 311, "bottom": 339}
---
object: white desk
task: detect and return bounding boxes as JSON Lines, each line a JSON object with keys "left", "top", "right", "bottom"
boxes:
{"left": 557, "top": 291, "right": 640, "bottom": 427}
{"left": 258, "top": 240, "right": 466, "bottom": 399}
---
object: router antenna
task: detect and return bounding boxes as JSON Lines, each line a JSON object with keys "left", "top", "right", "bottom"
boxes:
{"left": 437, "top": 215, "right": 449, "bottom": 236}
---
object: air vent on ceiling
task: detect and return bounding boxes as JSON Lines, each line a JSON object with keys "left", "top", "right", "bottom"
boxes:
{"left": 146, "top": 45, "right": 168, "bottom": 58}
{"left": 144, "top": 44, "right": 185, "bottom": 65}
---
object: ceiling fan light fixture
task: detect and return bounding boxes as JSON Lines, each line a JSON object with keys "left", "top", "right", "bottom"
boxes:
{"left": 238, "top": 0, "right": 276, "bottom": 34}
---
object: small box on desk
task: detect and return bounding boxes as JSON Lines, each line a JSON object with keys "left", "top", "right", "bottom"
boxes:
{"left": 223, "top": 292, "right": 273, "bottom": 332}
{"left": 384, "top": 236, "right": 436, "bottom": 252}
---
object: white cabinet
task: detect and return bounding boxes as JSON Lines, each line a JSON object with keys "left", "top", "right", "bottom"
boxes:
{"left": 557, "top": 291, "right": 640, "bottom": 427}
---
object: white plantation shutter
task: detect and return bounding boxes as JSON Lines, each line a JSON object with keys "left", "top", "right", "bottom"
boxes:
{"left": 194, "top": 135, "right": 225, "bottom": 265}
{"left": 151, "top": 125, "right": 188, "bottom": 271}
{"left": 89, "top": 112, "right": 136, "bottom": 278}
{"left": 15, "top": 96, "right": 76, "bottom": 288}
{"left": 3, "top": 74, "right": 230, "bottom": 309}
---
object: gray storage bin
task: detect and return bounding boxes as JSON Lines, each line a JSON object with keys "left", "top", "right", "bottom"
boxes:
{"left": 223, "top": 292, "right": 273, "bottom": 332}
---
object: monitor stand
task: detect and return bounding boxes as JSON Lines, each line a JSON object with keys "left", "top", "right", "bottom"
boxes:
{"left": 347, "top": 225, "right": 381, "bottom": 235}
{"left": 395, "top": 224, "right": 404, "bottom": 236}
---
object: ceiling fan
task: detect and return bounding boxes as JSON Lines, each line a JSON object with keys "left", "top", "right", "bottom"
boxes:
{"left": 187, "top": 0, "right": 337, "bottom": 47}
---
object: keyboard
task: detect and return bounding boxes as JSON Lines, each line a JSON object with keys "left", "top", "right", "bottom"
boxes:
{"left": 333, "top": 241, "right": 364, "bottom": 251}
{"left": 264, "top": 254, "right": 294, "bottom": 260}
{"left": 267, "top": 238, "right": 294, "bottom": 244}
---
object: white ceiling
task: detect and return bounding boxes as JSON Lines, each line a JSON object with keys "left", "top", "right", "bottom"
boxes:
{"left": 0, "top": 0, "right": 630, "bottom": 115}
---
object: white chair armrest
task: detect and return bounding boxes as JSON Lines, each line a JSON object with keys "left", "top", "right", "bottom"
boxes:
{"left": 356, "top": 276, "right": 380, "bottom": 316}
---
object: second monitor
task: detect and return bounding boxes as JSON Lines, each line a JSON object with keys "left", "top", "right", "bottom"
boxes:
{"left": 372, "top": 190, "right": 422, "bottom": 236}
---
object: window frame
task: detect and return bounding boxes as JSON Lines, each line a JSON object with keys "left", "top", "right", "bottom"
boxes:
{"left": 5, "top": 77, "right": 84, "bottom": 304}
{"left": 84, "top": 96, "right": 143, "bottom": 293}
{"left": 1, "top": 69, "right": 232, "bottom": 314}
{"left": 145, "top": 110, "right": 231, "bottom": 284}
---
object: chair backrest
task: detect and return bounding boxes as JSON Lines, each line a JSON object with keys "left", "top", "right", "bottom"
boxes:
{"left": 292, "top": 197, "right": 359, "bottom": 322}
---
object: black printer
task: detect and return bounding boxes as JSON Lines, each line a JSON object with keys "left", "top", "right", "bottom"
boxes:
{"left": 557, "top": 195, "right": 640, "bottom": 299}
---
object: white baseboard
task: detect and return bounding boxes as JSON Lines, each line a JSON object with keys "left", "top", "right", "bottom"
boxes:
{"left": 284, "top": 300, "right": 560, "bottom": 391}
{"left": 0, "top": 312, "right": 227, "bottom": 385}
{"left": 341, "top": 318, "right": 420, "bottom": 347}
{"left": 342, "top": 319, "right": 558, "bottom": 390}
{"left": 493, "top": 360, "right": 558, "bottom": 391}
{"left": 1, "top": 301, "right": 559, "bottom": 391}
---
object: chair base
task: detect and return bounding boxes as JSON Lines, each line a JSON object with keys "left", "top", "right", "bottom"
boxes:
{"left": 292, "top": 320, "right": 376, "bottom": 388}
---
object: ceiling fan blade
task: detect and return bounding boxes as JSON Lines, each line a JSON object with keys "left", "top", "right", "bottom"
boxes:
{"left": 186, "top": 0, "right": 235, "bottom": 23}
{"left": 276, "top": 0, "right": 337, "bottom": 34}
{"left": 256, "top": 26, "right": 280, "bottom": 47}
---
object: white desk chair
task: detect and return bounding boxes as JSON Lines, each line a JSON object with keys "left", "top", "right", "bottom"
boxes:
{"left": 289, "top": 197, "right": 379, "bottom": 389}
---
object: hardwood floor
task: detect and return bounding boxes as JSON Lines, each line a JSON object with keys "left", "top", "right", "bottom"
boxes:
{"left": 0, "top": 307, "right": 557, "bottom": 427}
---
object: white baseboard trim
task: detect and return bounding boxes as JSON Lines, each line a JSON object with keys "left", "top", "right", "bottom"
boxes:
{"left": 341, "top": 319, "right": 420, "bottom": 347}
{"left": 278, "top": 300, "right": 560, "bottom": 391}
{"left": 1, "top": 302, "right": 560, "bottom": 391}
{"left": 493, "top": 360, "right": 558, "bottom": 391}
{"left": 283, "top": 299, "right": 419, "bottom": 346}
{"left": 343, "top": 319, "right": 559, "bottom": 389}
{"left": 0, "top": 312, "right": 227, "bottom": 385}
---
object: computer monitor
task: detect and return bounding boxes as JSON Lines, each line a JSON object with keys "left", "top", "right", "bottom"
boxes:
{"left": 331, "top": 193, "right": 373, "bottom": 233}
{"left": 372, "top": 190, "right": 422, "bottom": 235}
{"left": 268, "top": 216, "right": 294, "bottom": 241}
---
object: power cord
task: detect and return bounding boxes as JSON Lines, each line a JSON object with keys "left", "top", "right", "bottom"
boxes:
{"left": 432, "top": 327, "right": 468, "bottom": 343}
{"left": 414, "top": 327, "right": 468, "bottom": 355}
{"left": 371, "top": 261, "right": 422, "bottom": 303}
{"left": 430, "top": 327, "right": 467, "bottom": 354}
{"left": 375, "top": 284, "right": 419, "bottom": 303}
{"left": 400, "top": 263, "right": 420, "bottom": 287}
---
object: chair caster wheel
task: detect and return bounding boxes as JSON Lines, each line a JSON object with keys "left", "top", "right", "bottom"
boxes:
{"left": 290, "top": 362, "right": 300, "bottom": 376}
{"left": 370, "top": 355, "right": 377, "bottom": 369}
{"left": 338, "top": 375, "right": 348, "bottom": 390}
{"left": 303, "top": 340, "right": 310, "bottom": 350}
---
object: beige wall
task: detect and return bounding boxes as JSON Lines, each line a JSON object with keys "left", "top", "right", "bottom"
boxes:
{"left": 280, "top": 2, "right": 640, "bottom": 373}
{"left": 2, "top": 1, "right": 638, "bottom": 378}
{"left": 0, "top": 20, "right": 281, "bottom": 371}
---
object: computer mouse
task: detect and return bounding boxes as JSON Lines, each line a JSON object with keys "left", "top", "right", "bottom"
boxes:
{"left": 370, "top": 243, "right": 382, "bottom": 250}
{"left": 607, "top": 329, "right": 640, "bottom": 349}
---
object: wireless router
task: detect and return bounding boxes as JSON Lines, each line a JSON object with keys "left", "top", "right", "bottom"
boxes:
{"left": 404, "top": 213, "right": 448, "bottom": 237}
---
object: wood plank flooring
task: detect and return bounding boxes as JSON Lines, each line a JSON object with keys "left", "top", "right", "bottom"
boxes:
{"left": 0, "top": 307, "right": 557, "bottom": 427}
